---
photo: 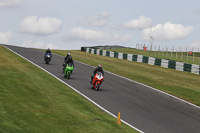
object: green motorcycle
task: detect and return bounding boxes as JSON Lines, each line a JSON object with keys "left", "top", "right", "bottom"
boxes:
{"left": 64, "top": 63, "right": 74, "bottom": 79}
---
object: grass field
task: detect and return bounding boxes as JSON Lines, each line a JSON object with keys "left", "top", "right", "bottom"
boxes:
{"left": 52, "top": 49, "right": 200, "bottom": 106}
{"left": 106, "top": 48, "right": 200, "bottom": 65}
{"left": 0, "top": 45, "right": 137, "bottom": 133}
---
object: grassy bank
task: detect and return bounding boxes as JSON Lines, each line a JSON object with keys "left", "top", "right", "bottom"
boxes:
{"left": 0, "top": 45, "right": 137, "bottom": 133}
{"left": 52, "top": 50, "right": 200, "bottom": 106}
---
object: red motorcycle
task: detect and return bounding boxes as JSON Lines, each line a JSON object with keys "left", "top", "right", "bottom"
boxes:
{"left": 91, "top": 72, "right": 104, "bottom": 91}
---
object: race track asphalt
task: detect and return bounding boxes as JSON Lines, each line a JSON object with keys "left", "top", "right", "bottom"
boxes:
{"left": 3, "top": 45, "right": 200, "bottom": 133}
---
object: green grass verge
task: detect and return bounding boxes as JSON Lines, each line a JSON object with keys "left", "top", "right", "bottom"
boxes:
{"left": 0, "top": 45, "right": 137, "bottom": 133}
{"left": 106, "top": 48, "right": 200, "bottom": 65}
{"left": 51, "top": 49, "right": 200, "bottom": 106}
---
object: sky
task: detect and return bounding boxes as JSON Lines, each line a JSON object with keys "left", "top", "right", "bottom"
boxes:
{"left": 0, "top": 0, "right": 200, "bottom": 51}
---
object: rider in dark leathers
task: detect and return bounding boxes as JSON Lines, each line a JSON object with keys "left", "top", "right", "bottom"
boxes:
{"left": 64, "top": 53, "right": 71, "bottom": 62}
{"left": 90, "top": 64, "right": 104, "bottom": 83}
{"left": 63, "top": 53, "right": 74, "bottom": 71}
{"left": 44, "top": 48, "right": 52, "bottom": 61}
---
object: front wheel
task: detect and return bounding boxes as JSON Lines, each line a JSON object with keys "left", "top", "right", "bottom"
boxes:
{"left": 67, "top": 71, "right": 71, "bottom": 79}
{"left": 46, "top": 59, "right": 49, "bottom": 64}
{"left": 95, "top": 83, "right": 100, "bottom": 91}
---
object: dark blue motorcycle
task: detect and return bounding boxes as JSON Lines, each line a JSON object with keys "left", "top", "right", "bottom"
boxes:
{"left": 45, "top": 53, "right": 52, "bottom": 64}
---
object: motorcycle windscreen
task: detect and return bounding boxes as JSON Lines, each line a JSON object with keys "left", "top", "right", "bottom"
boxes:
{"left": 96, "top": 72, "right": 103, "bottom": 77}
{"left": 67, "top": 63, "right": 73, "bottom": 67}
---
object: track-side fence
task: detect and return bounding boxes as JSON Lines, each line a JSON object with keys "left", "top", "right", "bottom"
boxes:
{"left": 81, "top": 47, "right": 200, "bottom": 75}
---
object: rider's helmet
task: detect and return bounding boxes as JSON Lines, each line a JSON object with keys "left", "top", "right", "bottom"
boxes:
{"left": 67, "top": 53, "right": 71, "bottom": 56}
{"left": 47, "top": 48, "right": 50, "bottom": 52}
{"left": 98, "top": 64, "right": 102, "bottom": 68}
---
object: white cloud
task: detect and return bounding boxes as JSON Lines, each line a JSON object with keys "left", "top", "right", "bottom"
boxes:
{"left": 21, "top": 40, "right": 59, "bottom": 49}
{"left": 0, "top": 31, "right": 12, "bottom": 44}
{"left": 124, "top": 16, "right": 153, "bottom": 29}
{"left": 190, "top": 41, "right": 200, "bottom": 48}
{"left": 18, "top": 16, "right": 62, "bottom": 35}
{"left": 142, "top": 22, "right": 194, "bottom": 41}
{"left": 0, "top": 0, "right": 21, "bottom": 7}
{"left": 110, "top": 25, "right": 122, "bottom": 29}
{"left": 112, "top": 34, "right": 133, "bottom": 43}
{"left": 63, "top": 27, "right": 133, "bottom": 43}
{"left": 64, "top": 27, "right": 110, "bottom": 42}
{"left": 78, "top": 12, "right": 108, "bottom": 27}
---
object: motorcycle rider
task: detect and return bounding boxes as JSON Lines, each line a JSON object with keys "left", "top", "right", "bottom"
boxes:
{"left": 64, "top": 53, "right": 71, "bottom": 62}
{"left": 63, "top": 53, "right": 74, "bottom": 70}
{"left": 44, "top": 48, "right": 52, "bottom": 61}
{"left": 90, "top": 64, "right": 104, "bottom": 83}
